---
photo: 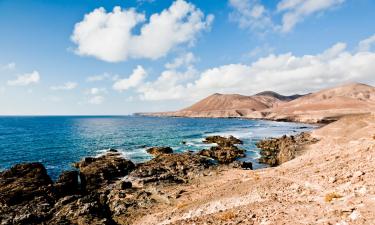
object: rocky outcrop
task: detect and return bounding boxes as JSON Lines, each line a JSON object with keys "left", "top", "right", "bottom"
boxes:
{"left": 256, "top": 132, "right": 319, "bottom": 166}
{"left": 199, "top": 146, "right": 245, "bottom": 164}
{"left": 0, "top": 163, "right": 55, "bottom": 225}
{"left": 73, "top": 152, "right": 135, "bottom": 192}
{"left": 131, "top": 152, "right": 213, "bottom": 184}
{"left": 199, "top": 135, "right": 246, "bottom": 164}
{"left": 203, "top": 135, "right": 243, "bottom": 146}
{"left": 0, "top": 151, "right": 138, "bottom": 225}
{"left": 54, "top": 170, "right": 80, "bottom": 198}
{"left": 0, "top": 162, "right": 53, "bottom": 206}
{"left": 146, "top": 146, "right": 173, "bottom": 156}
{"left": 0, "top": 138, "right": 252, "bottom": 225}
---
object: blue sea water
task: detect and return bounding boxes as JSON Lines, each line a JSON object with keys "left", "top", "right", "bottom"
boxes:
{"left": 0, "top": 116, "right": 315, "bottom": 179}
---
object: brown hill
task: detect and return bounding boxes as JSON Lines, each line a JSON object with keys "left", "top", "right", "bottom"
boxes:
{"left": 138, "top": 82, "right": 375, "bottom": 123}
{"left": 154, "top": 92, "right": 288, "bottom": 118}
{"left": 181, "top": 93, "right": 275, "bottom": 112}
{"left": 265, "top": 82, "right": 375, "bottom": 123}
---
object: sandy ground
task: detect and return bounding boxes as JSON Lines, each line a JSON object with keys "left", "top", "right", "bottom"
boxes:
{"left": 132, "top": 113, "right": 375, "bottom": 225}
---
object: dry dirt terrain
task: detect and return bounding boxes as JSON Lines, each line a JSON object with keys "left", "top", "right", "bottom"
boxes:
{"left": 132, "top": 113, "right": 375, "bottom": 225}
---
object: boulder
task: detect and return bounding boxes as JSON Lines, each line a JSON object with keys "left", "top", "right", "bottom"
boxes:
{"left": 0, "top": 163, "right": 55, "bottom": 225}
{"left": 256, "top": 132, "right": 319, "bottom": 166}
{"left": 146, "top": 146, "right": 173, "bottom": 156}
{"left": 54, "top": 170, "right": 80, "bottom": 197}
{"left": 0, "top": 162, "right": 53, "bottom": 206}
{"left": 231, "top": 161, "right": 253, "bottom": 170}
{"left": 73, "top": 152, "right": 135, "bottom": 192}
{"left": 198, "top": 145, "right": 246, "bottom": 164}
{"left": 203, "top": 135, "right": 243, "bottom": 146}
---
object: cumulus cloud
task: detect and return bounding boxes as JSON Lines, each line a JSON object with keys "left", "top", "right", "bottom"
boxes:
{"left": 135, "top": 53, "right": 198, "bottom": 101}
{"left": 113, "top": 65, "right": 147, "bottom": 91}
{"left": 277, "top": 0, "right": 345, "bottom": 32}
{"left": 165, "top": 52, "right": 197, "bottom": 70}
{"left": 71, "top": 0, "right": 214, "bottom": 62}
{"left": 135, "top": 37, "right": 375, "bottom": 101}
{"left": 50, "top": 82, "right": 78, "bottom": 91}
{"left": 229, "top": 0, "right": 274, "bottom": 32}
{"left": 7, "top": 71, "right": 40, "bottom": 86}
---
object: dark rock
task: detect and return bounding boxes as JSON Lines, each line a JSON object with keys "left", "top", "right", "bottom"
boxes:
{"left": 181, "top": 141, "right": 187, "bottom": 145}
{"left": 200, "top": 135, "right": 246, "bottom": 164}
{"left": 0, "top": 162, "right": 53, "bottom": 206}
{"left": 231, "top": 161, "right": 253, "bottom": 170}
{"left": 203, "top": 135, "right": 243, "bottom": 147}
{"left": 198, "top": 145, "right": 245, "bottom": 164}
{"left": 54, "top": 170, "right": 80, "bottom": 197}
{"left": 49, "top": 193, "right": 113, "bottom": 225}
{"left": 256, "top": 132, "right": 319, "bottom": 166}
{"left": 0, "top": 163, "right": 55, "bottom": 225}
{"left": 146, "top": 146, "right": 173, "bottom": 156}
{"left": 119, "top": 181, "right": 132, "bottom": 190}
{"left": 131, "top": 153, "right": 213, "bottom": 184}
{"left": 73, "top": 152, "right": 135, "bottom": 192}
{"left": 108, "top": 148, "right": 118, "bottom": 153}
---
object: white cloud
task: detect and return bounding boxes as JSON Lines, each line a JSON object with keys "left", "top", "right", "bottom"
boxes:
{"left": 165, "top": 52, "right": 197, "bottom": 70}
{"left": 136, "top": 38, "right": 375, "bottom": 101}
{"left": 7, "top": 71, "right": 40, "bottom": 86}
{"left": 85, "top": 88, "right": 107, "bottom": 104}
{"left": 86, "top": 73, "right": 117, "bottom": 82}
{"left": 88, "top": 95, "right": 105, "bottom": 104}
{"left": 229, "top": 0, "right": 274, "bottom": 32}
{"left": 135, "top": 53, "right": 198, "bottom": 101}
{"left": 277, "top": 0, "right": 345, "bottom": 32}
{"left": 113, "top": 65, "right": 147, "bottom": 91}
{"left": 71, "top": 0, "right": 214, "bottom": 62}
{"left": 1, "top": 62, "right": 16, "bottom": 70}
{"left": 50, "top": 82, "right": 78, "bottom": 91}
{"left": 358, "top": 34, "right": 375, "bottom": 52}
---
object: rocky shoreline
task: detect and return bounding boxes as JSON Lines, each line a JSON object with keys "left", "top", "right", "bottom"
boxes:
{"left": 0, "top": 135, "right": 258, "bottom": 225}
{"left": 2, "top": 112, "right": 372, "bottom": 224}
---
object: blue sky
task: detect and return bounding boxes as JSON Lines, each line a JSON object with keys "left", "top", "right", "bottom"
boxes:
{"left": 0, "top": 0, "right": 375, "bottom": 115}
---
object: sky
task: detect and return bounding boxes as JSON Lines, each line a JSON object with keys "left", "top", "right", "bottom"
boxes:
{"left": 0, "top": 0, "right": 375, "bottom": 115}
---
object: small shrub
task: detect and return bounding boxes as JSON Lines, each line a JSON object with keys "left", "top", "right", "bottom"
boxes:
{"left": 325, "top": 192, "right": 342, "bottom": 202}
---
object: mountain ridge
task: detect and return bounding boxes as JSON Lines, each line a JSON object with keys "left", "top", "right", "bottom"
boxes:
{"left": 138, "top": 82, "right": 375, "bottom": 123}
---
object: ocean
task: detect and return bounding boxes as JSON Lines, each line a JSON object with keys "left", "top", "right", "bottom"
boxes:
{"left": 0, "top": 116, "right": 314, "bottom": 179}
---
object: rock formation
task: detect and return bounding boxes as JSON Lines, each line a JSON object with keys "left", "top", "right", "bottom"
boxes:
{"left": 146, "top": 146, "right": 173, "bottom": 156}
{"left": 256, "top": 132, "right": 319, "bottom": 166}
{"left": 73, "top": 152, "right": 135, "bottom": 191}
{"left": 199, "top": 135, "right": 246, "bottom": 164}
